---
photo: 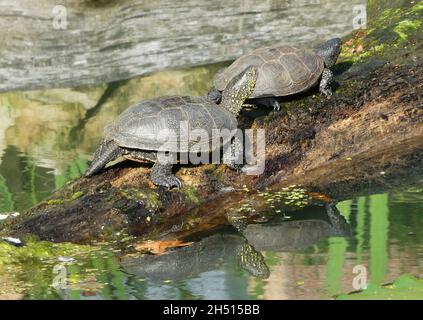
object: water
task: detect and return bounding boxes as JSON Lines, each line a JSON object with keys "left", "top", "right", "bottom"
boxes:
{"left": 1, "top": 66, "right": 422, "bottom": 298}
{"left": 1, "top": 188, "right": 423, "bottom": 299}
{"left": 0, "top": 0, "right": 422, "bottom": 300}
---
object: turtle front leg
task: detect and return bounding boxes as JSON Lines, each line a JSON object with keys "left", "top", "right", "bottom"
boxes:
{"left": 150, "top": 161, "right": 182, "bottom": 190}
{"left": 319, "top": 68, "right": 334, "bottom": 98}
{"left": 123, "top": 150, "right": 182, "bottom": 189}
{"left": 236, "top": 243, "right": 270, "bottom": 279}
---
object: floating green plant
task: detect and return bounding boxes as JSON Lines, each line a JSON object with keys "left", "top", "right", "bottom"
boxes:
{"left": 257, "top": 185, "right": 312, "bottom": 209}
{"left": 337, "top": 274, "right": 423, "bottom": 300}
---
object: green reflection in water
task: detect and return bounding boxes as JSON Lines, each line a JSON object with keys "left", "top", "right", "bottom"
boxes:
{"left": 369, "top": 193, "right": 389, "bottom": 285}
{"left": 0, "top": 146, "right": 55, "bottom": 211}
{"left": 0, "top": 147, "right": 89, "bottom": 212}
{"left": 338, "top": 274, "right": 423, "bottom": 300}
{"left": 355, "top": 197, "right": 367, "bottom": 264}
{"left": 326, "top": 194, "right": 392, "bottom": 296}
{"left": 325, "top": 200, "right": 351, "bottom": 296}
{"left": 326, "top": 237, "right": 348, "bottom": 296}
{"left": 0, "top": 173, "right": 14, "bottom": 212}
{"left": 30, "top": 164, "right": 38, "bottom": 206}
{"left": 55, "top": 158, "right": 89, "bottom": 189}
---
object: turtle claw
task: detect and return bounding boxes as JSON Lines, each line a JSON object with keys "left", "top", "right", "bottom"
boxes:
{"left": 163, "top": 176, "right": 183, "bottom": 190}
{"left": 150, "top": 162, "right": 182, "bottom": 190}
{"left": 272, "top": 100, "right": 281, "bottom": 111}
{"left": 227, "top": 163, "right": 242, "bottom": 173}
{"left": 175, "top": 177, "right": 183, "bottom": 189}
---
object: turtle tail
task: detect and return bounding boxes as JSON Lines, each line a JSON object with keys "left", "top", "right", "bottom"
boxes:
{"left": 85, "top": 140, "right": 123, "bottom": 177}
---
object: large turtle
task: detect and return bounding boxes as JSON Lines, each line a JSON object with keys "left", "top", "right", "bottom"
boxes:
{"left": 85, "top": 67, "right": 258, "bottom": 189}
{"left": 208, "top": 38, "right": 342, "bottom": 110}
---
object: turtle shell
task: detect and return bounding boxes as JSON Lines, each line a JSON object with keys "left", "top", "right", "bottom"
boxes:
{"left": 104, "top": 96, "right": 238, "bottom": 153}
{"left": 214, "top": 45, "right": 325, "bottom": 98}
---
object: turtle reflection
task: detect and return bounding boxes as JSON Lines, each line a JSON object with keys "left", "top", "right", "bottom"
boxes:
{"left": 122, "top": 203, "right": 351, "bottom": 280}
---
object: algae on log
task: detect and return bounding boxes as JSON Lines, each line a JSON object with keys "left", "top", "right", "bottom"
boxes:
{"left": 1, "top": 1, "right": 423, "bottom": 244}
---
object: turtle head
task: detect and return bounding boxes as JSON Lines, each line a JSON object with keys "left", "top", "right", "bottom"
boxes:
{"left": 315, "top": 37, "right": 342, "bottom": 68}
{"left": 207, "top": 68, "right": 226, "bottom": 103}
{"left": 207, "top": 86, "right": 222, "bottom": 104}
{"left": 220, "top": 66, "right": 258, "bottom": 116}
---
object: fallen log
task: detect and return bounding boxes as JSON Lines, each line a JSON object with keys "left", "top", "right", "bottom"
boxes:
{"left": 1, "top": 2, "right": 422, "bottom": 244}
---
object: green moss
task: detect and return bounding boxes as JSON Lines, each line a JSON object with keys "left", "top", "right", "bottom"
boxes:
{"left": 257, "top": 186, "right": 312, "bottom": 211}
{"left": 0, "top": 238, "right": 125, "bottom": 298}
{"left": 119, "top": 187, "right": 162, "bottom": 212}
{"left": 340, "top": 1, "right": 422, "bottom": 65}
{"left": 393, "top": 19, "right": 422, "bottom": 41}
{"left": 184, "top": 186, "right": 200, "bottom": 206}
{"left": 359, "top": 44, "right": 386, "bottom": 59}
{"left": 336, "top": 80, "right": 364, "bottom": 97}
{"left": 46, "top": 199, "right": 65, "bottom": 206}
{"left": 71, "top": 191, "right": 84, "bottom": 200}
{"left": 43, "top": 190, "right": 85, "bottom": 207}
{"left": 411, "top": 1, "right": 423, "bottom": 13}
{"left": 379, "top": 8, "right": 403, "bottom": 22}
{"left": 0, "top": 239, "right": 94, "bottom": 267}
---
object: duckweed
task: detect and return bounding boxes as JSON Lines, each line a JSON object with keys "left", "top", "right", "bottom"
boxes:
{"left": 257, "top": 185, "right": 312, "bottom": 210}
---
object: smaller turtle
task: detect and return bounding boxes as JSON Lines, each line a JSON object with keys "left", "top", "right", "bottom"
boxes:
{"left": 208, "top": 38, "right": 342, "bottom": 110}
{"left": 85, "top": 67, "right": 258, "bottom": 189}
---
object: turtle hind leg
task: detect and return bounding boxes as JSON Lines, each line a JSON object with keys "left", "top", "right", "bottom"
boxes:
{"left": 121, "top": 150, "right": 181, "bottom": 189}
{"left": 319, "top": 68, "right": 334, "bottom": 98}
{"left": 85, "top": 140, "right": 123, "bottom": 177}
{"left": 150, "top": 161, "right": 182, "bottom": 190}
